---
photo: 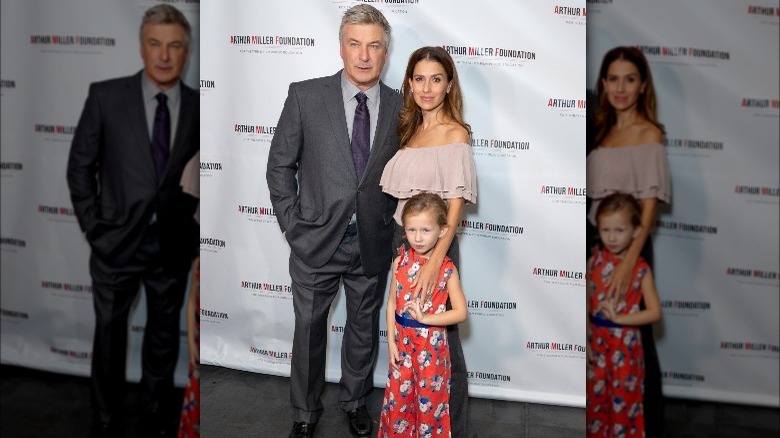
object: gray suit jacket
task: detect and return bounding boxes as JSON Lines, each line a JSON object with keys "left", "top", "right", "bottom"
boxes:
{"left": 67, "top": 70, "right": 199, "bottom": 272}
{"left": 266, "top": 71, "right": 401, "bottom": 275}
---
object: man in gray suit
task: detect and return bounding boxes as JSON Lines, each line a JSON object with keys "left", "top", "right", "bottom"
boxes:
{"left": 266, "top": 5, "right": 401, "bottom": 438}
{"left": 67, "top": 5, "right": 198, "bottom": 437}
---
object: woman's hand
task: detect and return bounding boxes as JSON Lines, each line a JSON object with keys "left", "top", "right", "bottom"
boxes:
{"left": 410, "top": 259, "right": 440, "bottom": 302}
{"left": 604, "top": 253, "right": 636, "bottom": 297}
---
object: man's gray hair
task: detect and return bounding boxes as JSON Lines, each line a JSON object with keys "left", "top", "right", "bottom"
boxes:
{"left": 140, "top": 4, "right": 192, "bottom": 49}
{"left": 339, "top": 4, "right": 392, "bottom": 49}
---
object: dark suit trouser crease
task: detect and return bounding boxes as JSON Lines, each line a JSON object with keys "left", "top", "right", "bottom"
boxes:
{"left": 393, "top": 224, "right": 473, "bottom": 438}
{"left": 289, "top": 226, "right": 389, "bottom": 424}
{"left": 89, "top": 224, "right": 189, "bottom": 425}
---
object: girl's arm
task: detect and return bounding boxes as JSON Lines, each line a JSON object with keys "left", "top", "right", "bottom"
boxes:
{"left": 600, "top": 266, "right": 661, "bottom": 326}
{"left": 386, "top": 257, "right": 401, "bottom": 368}
{"left": 404, "top": 268, "right": 468, "bottom": 327}
{"left": 410, "top": 197, "right": 464, "bottom": 299}
{"left": 606, "top": 197, "right": 657, "bottom": 296}
{"left": 186, "top": 257, "right": 200, "bottom": 366}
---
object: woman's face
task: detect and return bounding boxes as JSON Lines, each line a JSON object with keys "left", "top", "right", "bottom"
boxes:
{"left": 602, "top": 59, "right": 645, "bottom": 112}
{"left": 409, "top": 59, "right": 450, "bottom": 113}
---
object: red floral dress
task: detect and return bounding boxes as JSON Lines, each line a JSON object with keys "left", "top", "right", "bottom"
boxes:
{"left": 586, "top": 247, "right": 648, "bottom": 437}
{"left": 378, "top": 247, "right": 455, "bottom": 438}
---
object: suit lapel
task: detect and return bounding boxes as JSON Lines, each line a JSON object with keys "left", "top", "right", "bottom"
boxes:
{"left": 123, "top": 72, "right": 157, "bottom": 179}
{"left": 322, "top": 72, "right": 357, "bottom": 184}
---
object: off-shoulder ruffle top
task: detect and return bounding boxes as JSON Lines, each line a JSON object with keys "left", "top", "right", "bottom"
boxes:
{"left": 380, "top": 142, "right": 478, "bottom": 225}
{"left": 586, "top": 143, "right": 671, "bottom": 225}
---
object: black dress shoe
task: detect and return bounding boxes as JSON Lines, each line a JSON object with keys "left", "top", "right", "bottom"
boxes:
{"left": 346, "top": 406, "right": 372, "bottom": 437}
{"left": 289, "top": 421, "right": 317, "bottom": 438}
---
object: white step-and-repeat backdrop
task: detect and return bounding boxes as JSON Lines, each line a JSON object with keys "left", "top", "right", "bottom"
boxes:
{"left": 199, "top": 1, "right": 587, "bottom": 406}
{"left": 0, "top": 0, "right": 200, "bottom": 386}
{"left": 588, "top": 0, "right": 779, "bottom": 406}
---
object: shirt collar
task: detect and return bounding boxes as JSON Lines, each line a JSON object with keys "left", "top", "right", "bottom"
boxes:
{"left": 141, "top": 72, "right": 181, "bottom": 106}
{"left": 340, "top": 70, "right": 380, "bottom": 104}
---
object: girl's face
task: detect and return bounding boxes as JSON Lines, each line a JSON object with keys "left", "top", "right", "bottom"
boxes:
{"left": 597, "top": 210, "right": 639, "bottom": 258}
{"left": 403, "top": 210, "right": 446, "bottom": 258}
{"left": 409, "top": 59, "right": 450, "bottom": 113}
{"left": 602, "top": 59, "right": 645, "bottom": 113}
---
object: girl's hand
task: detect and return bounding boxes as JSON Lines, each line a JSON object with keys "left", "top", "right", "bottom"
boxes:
{"left": 401, "top": 299, "right": 426, "bottom": 324}
{"left": 595, "top": 301, "right": 618, "bottom": 323}
{"left": 388, "top": 343, "right": 400, "bottom": 369}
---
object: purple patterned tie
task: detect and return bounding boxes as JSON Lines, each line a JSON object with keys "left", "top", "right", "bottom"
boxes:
{"left": 351, "top": 92, "right": 370, "bottom": 181}
{"left": 151, "top": 92, "right": 171, "bottom": 178}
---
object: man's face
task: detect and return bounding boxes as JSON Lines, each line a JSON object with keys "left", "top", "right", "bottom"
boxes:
{"left": 140, "top": 23, "right": 189, "bottom": 90}
{"left": 339, "top": 23, "right": 388, "bottom": 91}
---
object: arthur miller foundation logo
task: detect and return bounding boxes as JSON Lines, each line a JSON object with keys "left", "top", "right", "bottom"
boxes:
{"left": 332, "top": 0, "right": 422, "bottom": 13}
{"left": 466, "top": 298, "right": 517, "bottom": 317}
{"left": 30, "top": 34, "right": 116, "bottom": 46}
{"left": 467, "top": 370, "right": 513, "bottom": 388}
{"left": 250, "top": 345, "right": 293, "bottom": 364}
{"left": 470, "top": 135, "right": 529, "bottom": 159}
{"left": 661, "top": 299, "right": 712, "bottom": 317}
{"left": 636, "top": 45, "right": 731, "bottom": 60}
{"left": 662, "top": 371, "right": 705, "bottom": 383}
{"left": 539, "top": 184, "right": 586, "bottom": 205}
{"left": 200, "top": 78, "right": 215, "bottom": 96}
{"left": 34, "top": 123, "right": 76, "bottom": 136}
{"left": 1, "top": 307, "right": 30, "bottom": 320}
{"left": 720, "top": 341, "right": 780, "bottom": 354}
{"left": 548, "top": 96, "right": 586, "bottom": 119}
{"left": 241, "top": 280, "right": 292, "bottom": 300}
{"left": 665, "top": 137, "right": 724, "bottom": 157}
{"left": 526, "top": 340, "right": 587, "bottom": 360}
{"left": 655, "top": 219, "right": 717, "bottom": 240}
{"left": 229, "top": 33, "right": 315, "bottom": 56}
{"left": 532, "top": 266, "right": 585, "bottom": 288}
{"left": 458, "top": 218, "right": 524, "bottom": 242}
{"left": 725, "top": 266, "right": 778, "bottom": 284}
{"left": 233, "top": 122, "right": 276, "bottom": 144}
{"left": 200, "top": 308, "right": 229, "bottom": 324}
{"left": 553, "top": 5, "right": 586, "bottom": 26}
{"left": 442, "top": 42, "right": 537, "bottom": 68}
{"left": 237, "top": 203, "right": 277, "bottom": 224}
{"left": 50, "top": 346, "right": 92, "bottom": 360}
{"left": 200, "top": 236, "right": 226, "bottom": 254}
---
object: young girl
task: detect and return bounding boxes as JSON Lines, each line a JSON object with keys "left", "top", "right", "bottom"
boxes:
{"left": 586, "top": 193, "right": 661, "bottom": 438}
{"left": 378, "top": 192, "right": 468, "bottom": 438}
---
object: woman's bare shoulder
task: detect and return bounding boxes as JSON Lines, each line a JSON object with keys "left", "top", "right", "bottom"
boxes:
{"left": 637, "top": 122, "right": 664, "bottom": 144}
{"left": 444, "top": 123, "right": 470, "bottom": 144}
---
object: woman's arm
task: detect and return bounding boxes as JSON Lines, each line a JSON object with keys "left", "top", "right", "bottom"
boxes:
{"left": 403, "top": 268, "right": 468, "bottom": 327}
{"left": 606, "top": 197, "right": 657, "bottom": 296}
{"left": 410, "top": 197, "right": 464, "bottom": 299}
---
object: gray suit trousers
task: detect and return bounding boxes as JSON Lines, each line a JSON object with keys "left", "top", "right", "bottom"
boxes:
{"left": 288, "top": 226, "right": 389, "bottom": 423}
